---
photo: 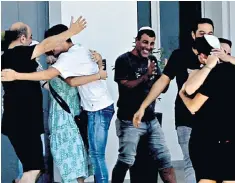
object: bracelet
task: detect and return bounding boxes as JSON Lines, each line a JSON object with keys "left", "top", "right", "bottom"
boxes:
{"left": 204, "top": 65, "right": 212, "bottom": 70}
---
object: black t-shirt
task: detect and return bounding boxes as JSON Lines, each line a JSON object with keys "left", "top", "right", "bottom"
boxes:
{"left": 163, "top": 48, "right": 201, "bottom": 128}
{"left": 1, "top": 45, "right": 44, "bottom": 136}
{"left": 192, "top": 62, "right": 235, "bottom": 141}
{"left": 114, "top": 52, "right": 161, "bottom": 121}
{"left": 1, "top": 45, "right": 41, "bottom": 96}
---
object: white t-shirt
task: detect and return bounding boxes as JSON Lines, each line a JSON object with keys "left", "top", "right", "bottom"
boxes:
{"left": 51, "top": 44, "right": 113, "bottom": 111}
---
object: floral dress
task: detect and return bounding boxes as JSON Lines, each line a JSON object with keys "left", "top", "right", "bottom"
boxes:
{"left": 48, "top": 77, "right": 93, "bottom": 183}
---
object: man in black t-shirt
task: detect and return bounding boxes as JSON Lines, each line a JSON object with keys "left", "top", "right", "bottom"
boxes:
{"left": 133, "top": 18, "right": 215, "bottom": 183}
{"left": 179, "top": 35, "right": 235, "bottom": 182}
{"left": 112, "top": 27, "right": 177, "bottom": 183}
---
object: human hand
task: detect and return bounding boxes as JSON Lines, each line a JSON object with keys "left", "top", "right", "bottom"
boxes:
{"left": 147, "top": 60, "right": 156, "bottom": 76}
{"left": 211, "top": 48, "right": 230, "bottom": 62}
{"left": 46, "top": 55, "right": 57, "bottom": 64}
{"left": 1, "top": 69, "right": 17, "bottom": 82}
{"left": 133, "top": 108, "right": 145, "bottom": 128}
{"left": 205, "top": 55, "right": 219, "bottom": 69}
{"left": 98, "top": 66, "right": 107, "bottom": 80}
{"left": 90, "top": 50, "right": 102, "bottom": 63}
{"left": 69, "top": 16, "right": 87, "bottom": 35}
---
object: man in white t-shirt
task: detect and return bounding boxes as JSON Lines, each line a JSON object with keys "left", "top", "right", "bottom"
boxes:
{"left": 2, "top": 24, "right": 114, "bottom": 183}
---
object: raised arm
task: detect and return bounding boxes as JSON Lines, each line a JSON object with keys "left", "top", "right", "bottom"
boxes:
{"left": 212, "top": 48, "right": 235, "bottom": 65}
{"left": 226, "top": 56, "right": 235, "bottom": 65}
{"left": 89, "top": 50, "right": 103, "bottom": 69}
{"left": 31, "top": 16, "right": 86, "bottom": 59}
{"left": 184, "top": 55, "right": 218, "bottom": 95}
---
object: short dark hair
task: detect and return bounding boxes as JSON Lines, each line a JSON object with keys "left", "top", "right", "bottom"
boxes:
{"left": 44, "top": 24, "right": 72, "bottom": 43}
{"left": 191, "top": 18, "right": 214, "bottom": 33}
{"left": 44, "top": 24, "right": 72, "bottom": 55}
{"left": 136, "top": 29, "right": 155, "bottom": 40}
{"left": 194, "top": 36, "right": 214, "bottom": 56}
{"left": 219, "top": 38, "right": 232, "bottom": 48}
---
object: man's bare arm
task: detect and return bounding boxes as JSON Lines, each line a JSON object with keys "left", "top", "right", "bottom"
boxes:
{"left": 120, "top": 73, "right": 149, "bottom": 89}
{"left": 226, "top": 55, "right": 235, "bottom": 65}
{"left": 15, "top": 67, "right": 60, "bottom": 81}
{"left": 140, "top": 74, "right": 170, "bottom": 110}
{"left": 179, "top": 89, "right": 208, "bottom": 114}
{"left": 184, "top": 66, "right": 212, "bottom": 95}
{"left": 66, "top": 68, "right": 107, "bottom": 87}
{"left": 31, "top": 16, "right": 86, "bottom": 59}
{"left": 184, "top": 55, "right": 218, "bottom": 95}
{"left": 66, "top": 74, "right": 100, "bottom": 87}
{"left": 212, "top": 48, "right": 235, "bottom": 65}
{"left": 121, "top": 61, "right": 156, "bottom": 89}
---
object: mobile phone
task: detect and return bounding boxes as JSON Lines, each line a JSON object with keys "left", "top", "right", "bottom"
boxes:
{"left": 102, "top": 59, "right": 106, "bottom": 70}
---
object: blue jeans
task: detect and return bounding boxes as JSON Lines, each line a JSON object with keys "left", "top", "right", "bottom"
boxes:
{"left": 17, "top": 160, "right": 23, "bottom": 179}
{"left": 177, "top": 126, "right": 196, "bottom": 183}
{"left": 115, "top": 118, "right": 172, "bottom": 169}
{"left": 87, "top": 104, "right": 114, "bottom": 183}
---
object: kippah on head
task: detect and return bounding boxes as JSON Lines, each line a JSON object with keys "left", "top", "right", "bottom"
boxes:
{"left": 138, "top": 26, "right": 154, "bottom": 32}
{"left": 194, "top": 35, "right": 220, "bottom": 56}
{"left": 136, "top": 26, "right": 155, "bottom": 40}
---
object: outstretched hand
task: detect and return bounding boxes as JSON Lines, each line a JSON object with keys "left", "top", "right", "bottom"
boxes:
{"left": 69, "top": 16, "right": 87, "bottom": 35}
{"left": 133, "top": 108, "right": 145, "bottom": 128}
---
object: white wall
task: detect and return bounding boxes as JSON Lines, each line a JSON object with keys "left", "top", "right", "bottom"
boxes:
{"left": 49, "top": 1, "right": 138, "bottom": 182}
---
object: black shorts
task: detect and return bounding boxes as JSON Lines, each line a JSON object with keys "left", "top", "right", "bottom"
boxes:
{"left": 8, "top": 131, "right": 45, "bottom": 172}
{"left": 189, "top": 138, "right": 235, "bottom": 181}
